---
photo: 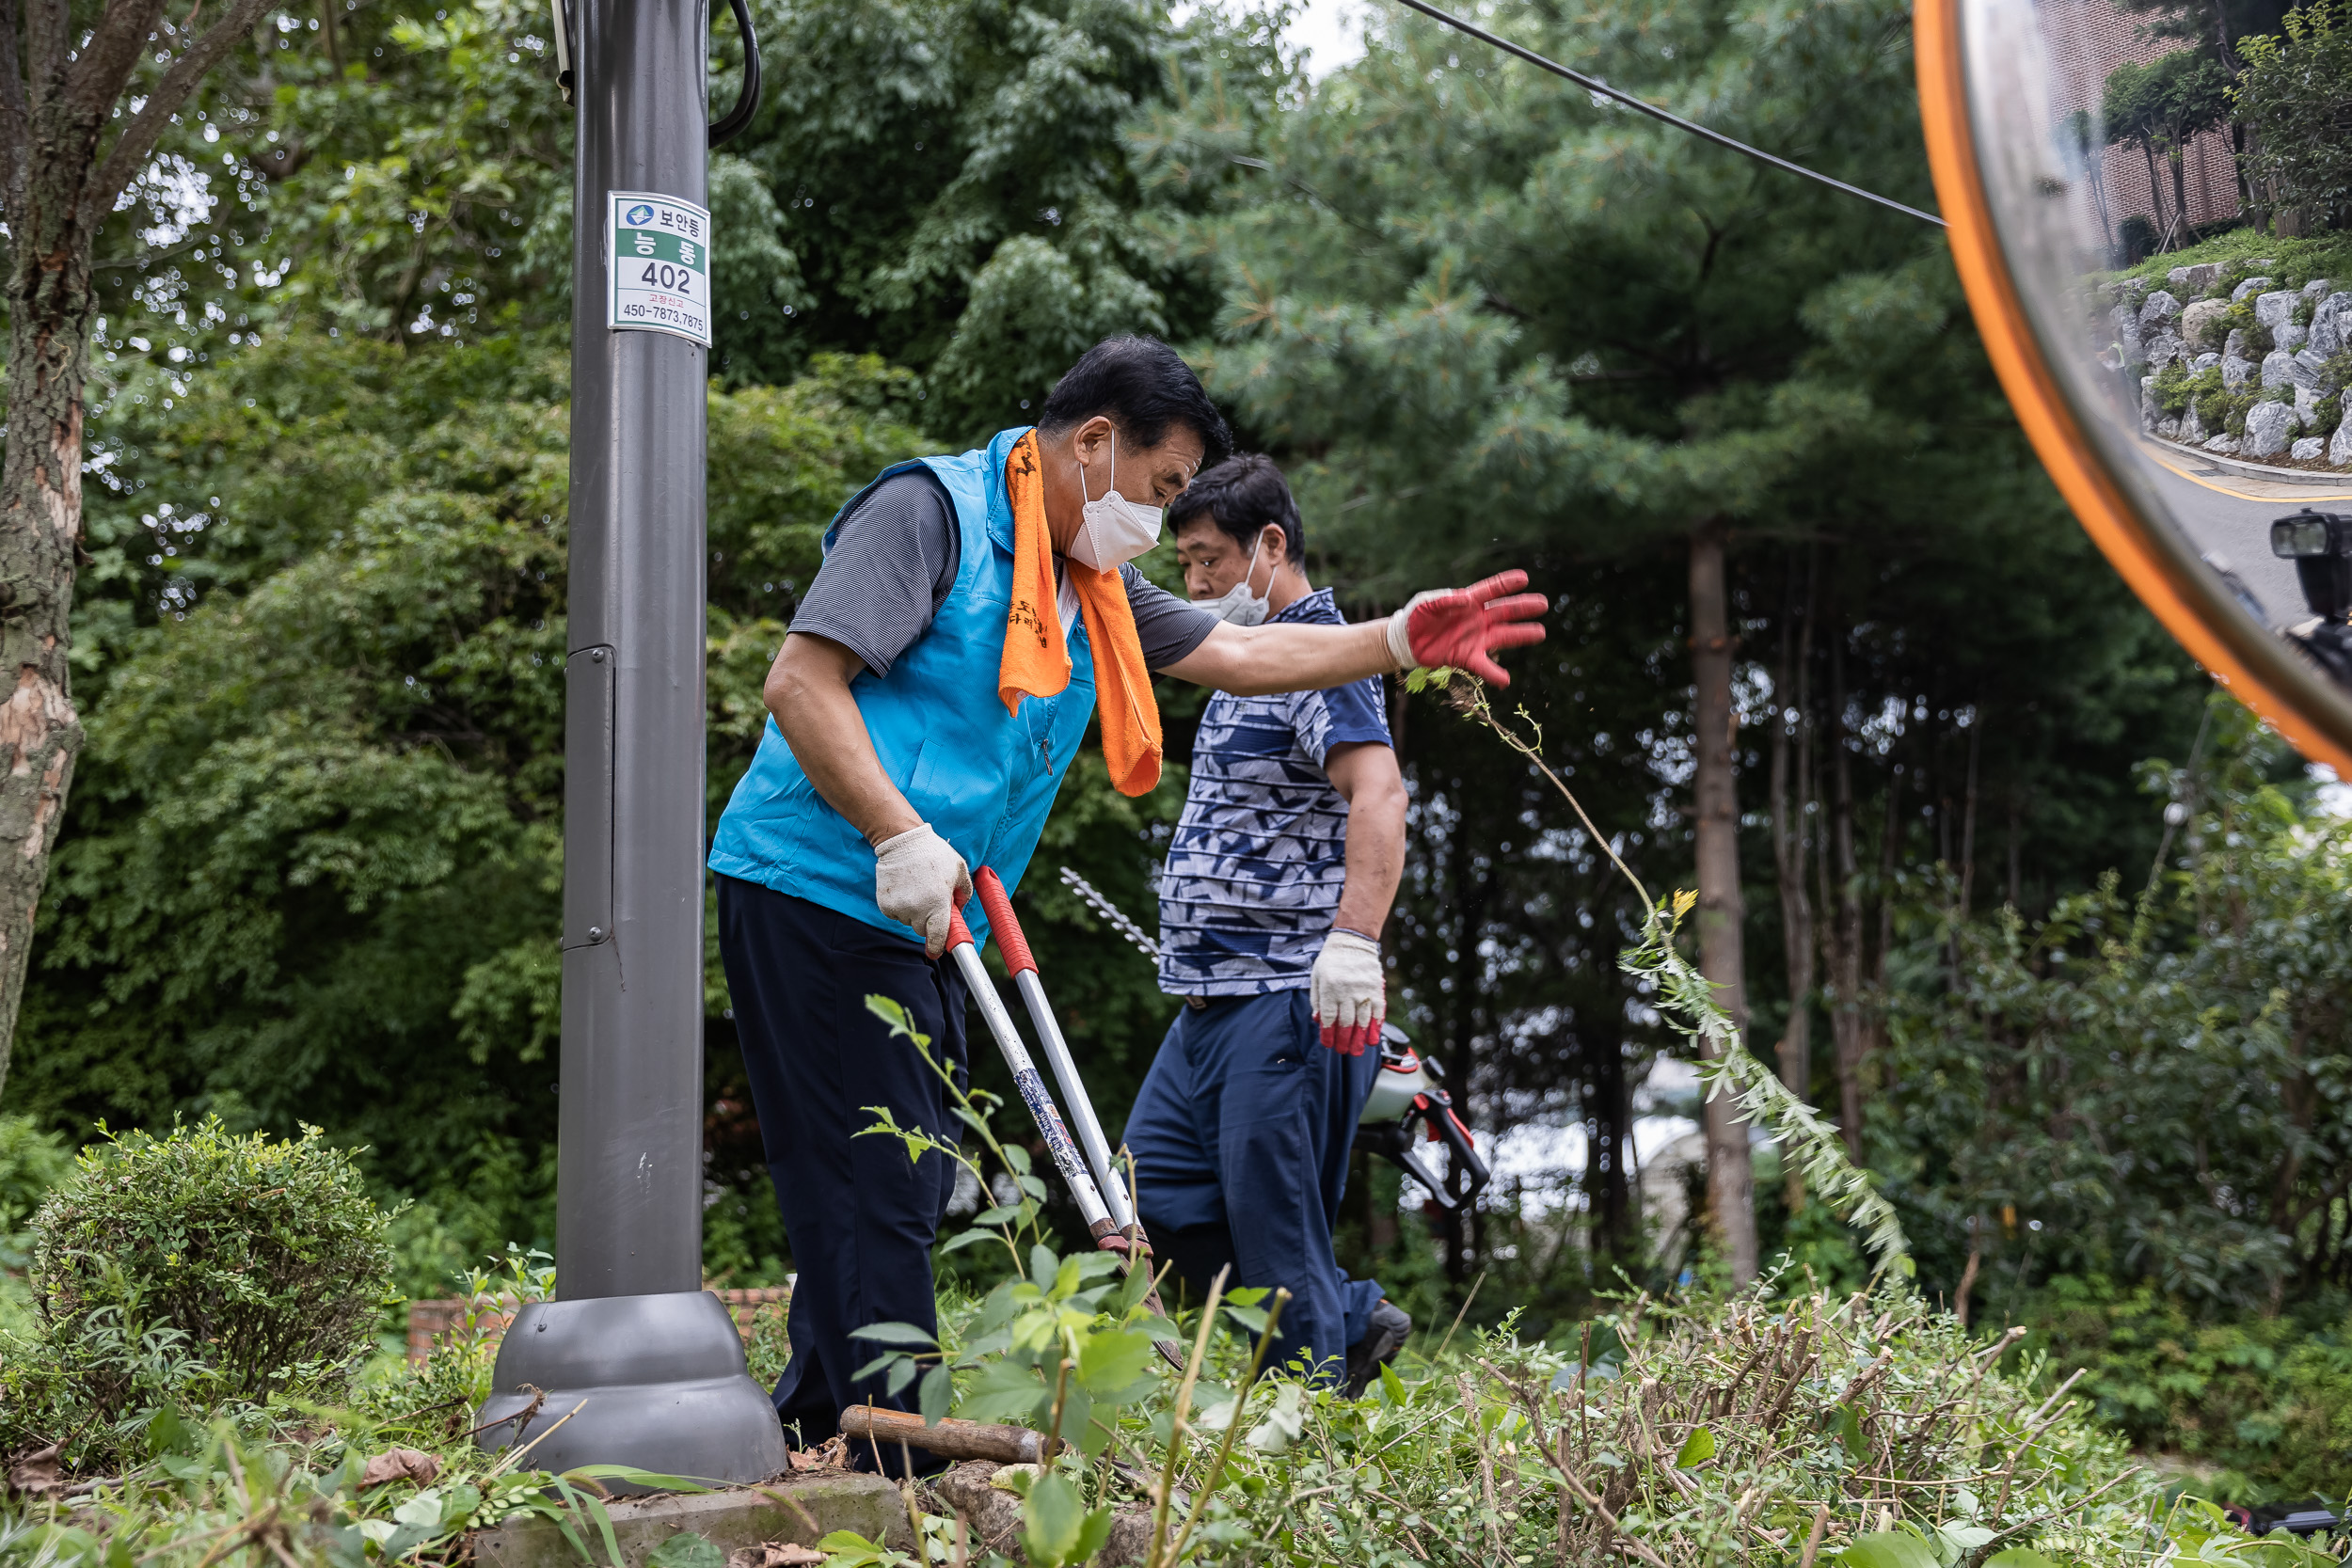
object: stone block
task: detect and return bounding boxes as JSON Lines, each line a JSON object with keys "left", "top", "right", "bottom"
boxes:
{"left": 2169, "top": 261, "right": 2224, "bottom": 295}
{"left": 2294, "top": 436, "right": 2326, "bottom": 461}
{"left": 2181, "top": 297, "right": 2231, "bottom": 350}
{"left": 472, "top": 1475, "right": 915, "bottom": 1568}
{"left": 2233, "top": 276, "right": 2274, "bottom": 303}
{"left": 2245, "top": 399, "right": 2296, "bottom": 457}
{"left": 2312, "top": 293, "right": 2352, "bottom": 357}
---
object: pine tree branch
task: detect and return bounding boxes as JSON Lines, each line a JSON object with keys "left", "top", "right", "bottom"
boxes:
{"left": 87, "top": 0, "right": 273, "bottom": 221}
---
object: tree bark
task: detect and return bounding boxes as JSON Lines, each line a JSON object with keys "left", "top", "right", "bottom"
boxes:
{"left": 2139, "top": 139, "right": 2168, "bottom": 247}
{"left": 0, "top": 0, "right": 278, "bottom": 1096}
{"left": 0, "top": 186, "right": 95, "bottom": 1084}
{"left": 1689, "top": 519, "right": 1756, "bottom": 1286}
{"left": 1769, "top": 554, "right": 1816, "bottom": 1213}
{"left": 1825, "top": 631, "right": 1867, "bottom": 1161}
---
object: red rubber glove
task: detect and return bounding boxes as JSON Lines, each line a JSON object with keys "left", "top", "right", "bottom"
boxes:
{"left": 1386, "top": 570, "right": 1549, "bottom": 686}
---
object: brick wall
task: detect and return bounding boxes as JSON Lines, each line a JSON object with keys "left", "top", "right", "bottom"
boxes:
{"left": 2034, "top": 0, "right": 2242, "bottom": 235}
{"left": 405, "top": 1284, "right": 791, "bottom": 1364}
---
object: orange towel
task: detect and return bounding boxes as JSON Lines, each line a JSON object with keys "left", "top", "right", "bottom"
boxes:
{"left": 998, "top": 430, "right": 1162, "bottom": 798}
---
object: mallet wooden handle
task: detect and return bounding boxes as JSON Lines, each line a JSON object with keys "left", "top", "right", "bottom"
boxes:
{"left": 838, "top": 1405, "right": 1041, "bottom": 1465}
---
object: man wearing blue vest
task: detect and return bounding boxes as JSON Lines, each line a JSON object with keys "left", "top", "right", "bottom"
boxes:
{"left": 708, "top": 336, "right": 1546, "bottom": 1470}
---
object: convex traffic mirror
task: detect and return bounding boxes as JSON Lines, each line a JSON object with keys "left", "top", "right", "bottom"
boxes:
{"left": 1917, "top": 0, "right": 2352, "bottom": 771}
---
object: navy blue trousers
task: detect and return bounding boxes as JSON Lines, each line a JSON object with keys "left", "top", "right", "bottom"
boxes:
{"left": 716, "top": 877, "right": 967, "bottom": 1473}
{"left": 1123, "top": 990, "right": 1385, "bottom": 1382}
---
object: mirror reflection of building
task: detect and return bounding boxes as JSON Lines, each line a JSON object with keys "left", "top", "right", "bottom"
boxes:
{"left": 1950, "top": 0, "right": 2352, "bottom": 703}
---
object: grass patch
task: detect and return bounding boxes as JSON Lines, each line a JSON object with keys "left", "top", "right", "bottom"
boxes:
{"left": 2102, "top": 226, "right": 2352, "bottom": 296}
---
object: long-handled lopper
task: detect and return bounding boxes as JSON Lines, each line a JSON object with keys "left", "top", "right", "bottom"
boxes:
{"left": 974, "top": 869, "right": 1136, "bottom": 1233}
{"left": 942, "top": 907, "right": 1122, "bottom": 1247}
{"left": 942, "top": 900, "right": 1187, "bottom": 1370}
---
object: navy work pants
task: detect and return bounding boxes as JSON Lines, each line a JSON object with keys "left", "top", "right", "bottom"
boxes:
{"left": 1122, "top": 989, "right": 1385, "bottom": 1382}
{"left": 716, "top": 876, "right": 967, "bottom": 1474}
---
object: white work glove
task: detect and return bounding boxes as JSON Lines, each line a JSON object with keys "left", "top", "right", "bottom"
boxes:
{"left": 873, "top": 824, "right": 973, "bottom": 958}
{"left": 1311, "top": 928, "right": 1386, "bottom": 1056}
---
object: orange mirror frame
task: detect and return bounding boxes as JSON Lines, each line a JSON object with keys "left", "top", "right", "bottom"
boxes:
{"left": 1914, "top": 0, "right": 2352, "bottom": 775}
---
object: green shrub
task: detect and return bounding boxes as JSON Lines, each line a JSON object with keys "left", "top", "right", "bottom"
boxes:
{"left": 2152, "top": 356, "right": 2200, "bottom": 414}
{"left": 2028, "top": 1275, "right": 2352, "bottom": 1502}
{"left": 22, "top": 1117, "right": 397, "bottom": 1433}
{"left": 0, "top": 1114, "right": 70, "bottom": 1236}
{"left": 2236, "top": 0, "right": 2352, "bottom": 232}
{"left": 0, "top": 1116, "right": 73, "bottom": 1339}
{"left": 2201, "top": 385, "right": 2260, "bottom": 435}
{"left": 2222, "top": 297, "right": 2275, "bottom": 356}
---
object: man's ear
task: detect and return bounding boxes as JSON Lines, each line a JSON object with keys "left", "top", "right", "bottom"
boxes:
{"left": 1071, "top": 416, "right": 1116, "bottom": 466}
{"left": 1262, "top": 523, "right": 1292, "bottom": 567}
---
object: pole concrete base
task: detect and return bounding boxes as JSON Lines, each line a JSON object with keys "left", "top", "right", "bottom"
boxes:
{"left": 474, "top": 1291, "right": 787, "bottom": 1487}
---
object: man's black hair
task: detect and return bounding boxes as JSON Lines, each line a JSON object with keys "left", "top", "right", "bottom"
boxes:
{"left": 1167, "top": 453, "right": 1302, "bottom": 563}
{"left": 1038, "top": 335, "right": 1233, "bottom": 468}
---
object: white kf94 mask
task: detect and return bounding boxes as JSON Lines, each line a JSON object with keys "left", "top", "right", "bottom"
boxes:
{"left": 1068, "top": 431, "right": 1164, "bottom": 572}
{"left": 1203, "top": 532, "right": 1273, "bottom": 626}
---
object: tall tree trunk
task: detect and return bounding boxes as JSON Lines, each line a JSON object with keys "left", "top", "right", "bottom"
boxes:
{"left": 1959, "top": 720, "right": 1981, "bottom": 917}
{"left": 0, "top": 0, "right": 279, "bottom": 1097}
{"left": 1870, "top": 758, "right": 1903, "bottom": 1101}
{"left": 2005, "top": 802, "right": 2023, "bottom": 910}
{"left": 0, "top": 189, "right": 96, "bottom": 1086}
{"left": 1825, "top": 631, "right": 1868, "bottom": 1161}
{"left": 1689, "top": 519, "right": 1757, "bottom": 1286}
{"left": 1587, "top": 1008, "right": 1630, "bottom": 1263}
{"left": 1769, "top": 554, "right": 1817, "bottom": 1213}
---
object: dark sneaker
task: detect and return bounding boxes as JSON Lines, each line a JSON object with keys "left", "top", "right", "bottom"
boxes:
{"left": 1342, "top": 1300, "right": 1411, "bottom": 1397}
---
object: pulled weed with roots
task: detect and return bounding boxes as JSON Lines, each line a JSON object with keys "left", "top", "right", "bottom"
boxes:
{"left": 1409, "top": 667, "right": 1911, "bottom": 1276}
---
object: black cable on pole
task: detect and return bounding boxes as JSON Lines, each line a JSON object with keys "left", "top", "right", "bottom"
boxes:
{"left": 1383, "top": 0, "right": 1947, "bottom": 229}
{"left": 708, "top": 0, "right": 762, "bottom": 147}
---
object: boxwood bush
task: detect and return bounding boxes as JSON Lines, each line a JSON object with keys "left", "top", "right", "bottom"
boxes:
{"left": 3, "top": 1117, "right": 396, "bottom": 1464}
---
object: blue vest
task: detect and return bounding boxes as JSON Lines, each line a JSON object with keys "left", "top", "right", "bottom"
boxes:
{"left": 707, "top": 427, "right": 1097, "bottom": 948}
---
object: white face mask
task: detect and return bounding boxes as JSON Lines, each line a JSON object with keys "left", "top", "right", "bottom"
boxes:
{"left": 1068, "top": 431, "right": 1164, "bottom": 572}
{"left": 1203, "top": 532, "right": 1273, "bottom": 626}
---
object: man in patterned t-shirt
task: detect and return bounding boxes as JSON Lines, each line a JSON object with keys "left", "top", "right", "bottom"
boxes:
{"left": 1122, "top": 454, "right": 1412, "bottom": 1393}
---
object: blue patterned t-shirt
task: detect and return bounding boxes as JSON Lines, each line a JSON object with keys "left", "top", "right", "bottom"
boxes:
{"left": 1156, "top": 588, "right": 1392, "bottom": 996}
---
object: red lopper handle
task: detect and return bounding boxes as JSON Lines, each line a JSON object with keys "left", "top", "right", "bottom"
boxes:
{"left": 972, "top": 868, "right": 1037, "bottom": 975}
{"left": 946, "top": 907, "right": 976, "bottom": 952}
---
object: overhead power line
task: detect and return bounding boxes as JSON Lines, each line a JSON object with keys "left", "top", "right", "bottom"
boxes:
{"left": 1381, "top": 0, "right": 1949, "bottom": 229}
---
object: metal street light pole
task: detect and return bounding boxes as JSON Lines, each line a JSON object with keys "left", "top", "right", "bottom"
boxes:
{"left": 471, "top": 0, "right": 786, "bottom": 1482}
